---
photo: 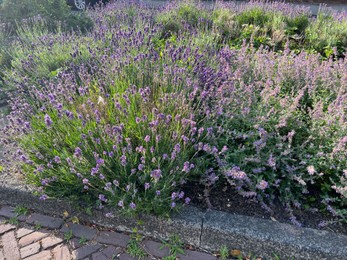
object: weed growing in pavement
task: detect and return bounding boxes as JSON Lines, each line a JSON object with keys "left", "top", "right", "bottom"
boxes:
{"left": 79, "top": 236, "right": 88, "bottom": 245}
{"left": 14, "top": 205, "right": 28, "bottom": 216}
{"left": 126, "top": 225, "right": 147, "bottom": 258}
{"left": 126, "top": 239, "right": 147, "bottom": 259}
{"left": 64, "top": 230, "right": 73, "bottom": 242}
{"left": 7, "top": 217, "right": 19, "bottom": 225}
{"left": 219, "top": 245, "right": 229, "bottom": 260}
{"left": 34, "top": 223, "right": 42, "bottom": 230}
{"left": 161, "top": 234, "right": 185, "bottom": 257}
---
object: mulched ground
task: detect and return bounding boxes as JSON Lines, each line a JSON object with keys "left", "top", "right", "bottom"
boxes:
{"left": 183, "top": 181, "right": 347, "bottom": 235}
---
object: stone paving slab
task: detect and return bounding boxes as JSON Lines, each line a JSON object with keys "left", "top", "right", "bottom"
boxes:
{"left": 26, "top": 213, "right": 64, "bottom": 229}
{"left": 0, "top": 204, "right": 217, "bottom": 260}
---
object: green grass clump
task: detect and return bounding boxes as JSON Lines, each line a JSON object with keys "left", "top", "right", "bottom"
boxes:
{"left": 306, "top": 12, "right": 347, "bottom": 57}
{"left": 156, "top": 0, "right": 210, "bottom": 38}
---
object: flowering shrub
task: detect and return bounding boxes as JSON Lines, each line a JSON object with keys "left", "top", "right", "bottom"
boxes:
{"left": 155, "top": 0, "right": 346, "bottom": 57}
{"left": 202, "top": 45, "right": 347, "bottom": 223}
{"left": 1, "top": 0, "right": 347, "bottom": 222}
{"left": 4, "top": 8, "right": 216, "bottom": 215}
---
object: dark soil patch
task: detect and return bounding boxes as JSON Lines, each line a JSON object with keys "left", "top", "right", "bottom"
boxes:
{"left": 183, "top": 181, "right": 347, "bottom": 236}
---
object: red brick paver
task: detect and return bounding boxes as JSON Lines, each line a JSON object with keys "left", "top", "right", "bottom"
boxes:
{"left": 0, "top": 204, "right": 218, "bottom": 260}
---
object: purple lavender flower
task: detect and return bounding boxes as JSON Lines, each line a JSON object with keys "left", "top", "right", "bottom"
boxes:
{"left": 138, "top": 164, "right": 144, "bottom": 171}
{"left": 178, "top": 191, "right": 185, "bottom": 199}
{"left": 96, "top": 158, "right": 105, "bottom": 166}
{"left": 151, "top": 169, "right": 162, "bottom": 180}
{"left": 129, "top": 202, "right": 136, "bottom": 209}
{"left": 74, "top": 147, "right": 82, "bottom": 158}
{"left": 174, "top": 144, "right": 180, "bottom": 153}
{"left": 120, "top": 155, "right": 127, "bottom": 166}
{"left": 54, "top": 156, "right": 61, "bottom": 164}
{"left": 136, "top": 146, "right": 145, "bottom": 153}
{"left": 144, "top": 183, "right": 150, "bottom": 190}
{"left": 39, "top": 194, "right": 48, "bottom": 201}
{"left": 144, "top": 135, "right": 150, "bottom": 143}
{"left": 118, "top": 200, "right": 124, "bottom": 207}
{"left": 91, "top": 167, "right": 98, "bottom": 176}
{"left": 98, "top": 194, "right": 107, "bottom": 202}
{"left": 181, "top": 135, "right": 189, "bottom": 144}
{"left": 156, "top": 190, "right": 161, "bottom": 196}
{"left": 185, "top": 197, "right": 191, "bottom": 204}
{"left": 182, "top": 161, "right": 190, "bottom": 172}
{"left": 257, "top": 180, "right": 269, "bottom": 190}
{"left": 267, "top": 154, "right": 276, "bottom": 168}
{"left": 44, "top": 114, "right": 53, "bottom": 127}
{"left": 82, "top": 178, "right": 89, "bottom": 184}
{"left": 65, "top": 110, "right": 74, "bottom": 120}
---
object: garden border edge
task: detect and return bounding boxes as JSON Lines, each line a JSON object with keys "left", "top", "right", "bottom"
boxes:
{"left": 0, "top": 183, "right": 346, "bottom": 260}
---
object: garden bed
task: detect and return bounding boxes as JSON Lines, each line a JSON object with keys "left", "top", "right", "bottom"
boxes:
{"left": 184, "top": 181, "right": 347, "bottom": 235}
{"left": 0, "top": 1, "right": 347, "bottom": 259}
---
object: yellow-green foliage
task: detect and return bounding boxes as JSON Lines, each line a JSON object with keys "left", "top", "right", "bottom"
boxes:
{"left": 156, "top": 0, "right": 209, "bottom": 38}
{"left": 306, "top": 12, "right": 347, "bottom": 56}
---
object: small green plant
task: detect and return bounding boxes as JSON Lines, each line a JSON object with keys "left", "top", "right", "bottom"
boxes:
{"left": 219, "top": 245, "right": 229, "bottom": 260}
{"left": 126, "top": 239, "right": 146, "bottom": 258}
{"left": 79, "top": 236, "right": 88, "bottom": 245}
{"left": 14, "top": 205, "right": 28, "bottom": 216}
{"left": 163, "top": 255, "right": 177, "bottom": 260}
{"left": 126, "top": 226, "right": 147, "bottom": 258}
{"left": 84, "top": 207, "right": 93, "bottom": 216}
{"left": 64, "top": 230, "right": 73, "bottom": 242}
{"left": 272, "top": 253, "right": 281, "bottom": 260}
{"left": 126, "top": 225, "right": 146, "bottom": 259}
{"left": 7, "top": 217, "right": 19, "bottom": 225}
{"left": 161, "top": 234, "right": 185, "bottom": 257}
{"left": 34, "top": 223, "right": 42, "bottom": 230}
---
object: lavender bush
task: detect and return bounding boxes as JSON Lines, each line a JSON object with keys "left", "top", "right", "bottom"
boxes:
{"left": 4, "top": 4, "right": 216, "bottom": 215}
{"left": 1, "top": 0, "right": 346, "bottom": 221}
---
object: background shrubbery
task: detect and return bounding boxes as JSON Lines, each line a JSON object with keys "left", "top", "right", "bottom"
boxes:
{"left": 0, "top": 0, "right": 93, "bottom": 33}
{"left": 156, "top": 1, "right": 346, "bottom": 57}
{"left": 0, "top": 0, "right": 94, "bottom": 100}
{"left": 1, "top": 0, "right": 346, "bottom": 224}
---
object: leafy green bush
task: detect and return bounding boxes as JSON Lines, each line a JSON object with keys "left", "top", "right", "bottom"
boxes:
{"left": 306, "top": 12, "right": 347, "bottom": 57}
{"left": 156, "top": 0, "right": 210, "bottom": 38}
{"left": 0, "top": 0, "right": 93, "bottom": 33}
{"left": 212, "top": 8, "right": 238, "bottom": 41}
{"left": 1, "top": 21, "right": 96, "bottom": 96}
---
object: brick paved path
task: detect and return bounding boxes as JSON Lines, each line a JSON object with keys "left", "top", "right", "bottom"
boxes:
{"left": 0, "top": 205, "right": 217, "bottom": 260}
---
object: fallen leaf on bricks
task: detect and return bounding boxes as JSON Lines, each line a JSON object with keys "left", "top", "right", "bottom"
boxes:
{"left": 230, "top": 249, "right": 242, "bottom": 257}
